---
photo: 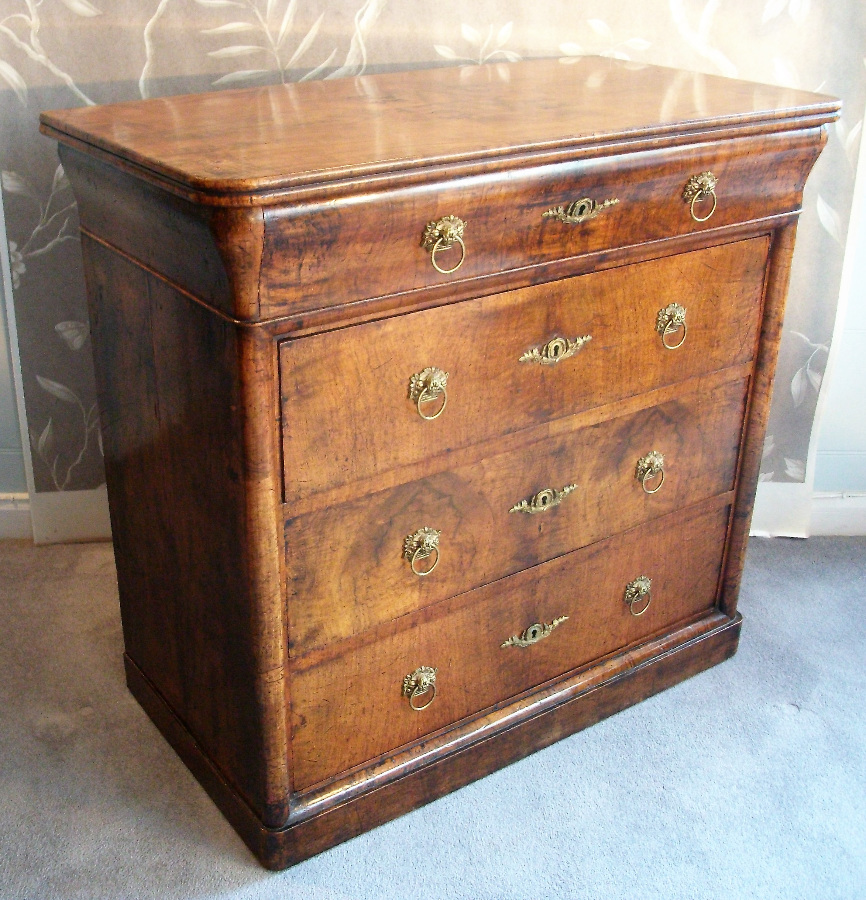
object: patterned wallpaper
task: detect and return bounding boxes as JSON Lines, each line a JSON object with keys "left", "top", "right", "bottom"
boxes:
{"left": 0, "top": 0, "right": 862, "bottom": 492}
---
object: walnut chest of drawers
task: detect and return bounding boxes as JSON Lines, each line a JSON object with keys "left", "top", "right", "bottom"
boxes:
{"left": 40, "top": 58, "right": 838, "bottom": 868}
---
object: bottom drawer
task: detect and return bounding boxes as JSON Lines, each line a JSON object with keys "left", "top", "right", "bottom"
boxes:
{"left": 290, "top": 498, "right": 731, "bottom": 790}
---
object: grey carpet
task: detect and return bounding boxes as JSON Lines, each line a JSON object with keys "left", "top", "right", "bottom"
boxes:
{"left": 0, "top": 535, "right": 864, "bottom": 900}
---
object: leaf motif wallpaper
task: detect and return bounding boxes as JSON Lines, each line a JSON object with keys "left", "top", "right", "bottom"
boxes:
{"left": 0, "top": 0, "right": 863, "bottom": 492}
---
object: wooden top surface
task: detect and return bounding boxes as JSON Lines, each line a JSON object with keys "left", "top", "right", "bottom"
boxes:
{"left": 40, "top": 57, "right": 839, "bottom": 201}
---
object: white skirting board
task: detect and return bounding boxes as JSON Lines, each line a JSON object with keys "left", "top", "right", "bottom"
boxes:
{"left": 750, "top": 481, "right": 812, "bottom": 538}
{"left": 810, "top": 492, "right": 866, "bottom": 536}
{"left": 750, "top": 482, "right": 866, "bottom": 537}
{"left": 28, "top": 485, "right": 111, "bottom": 544}
{"left": 0, "top": 493, "right": 31, "bottom": 540}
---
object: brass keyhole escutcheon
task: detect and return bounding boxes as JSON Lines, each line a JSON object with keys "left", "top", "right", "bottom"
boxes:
{"left": 402, "top": 527, "right": 441, "bottom": 577}
{"left": 542, "top": 197, "right": 619, "bottom": 225}
{"left": 402, "top": 666, "right": 437, "bottom": 710}
{"left": 519, "top": 334, "right": 592, "bottom": 366}
{"left": 624, "top": 576, "right": 652, "bottom": 617}
{"left": 408, "top": 367, "right": 449, "bottom": 420}
{"left": 547, "top": 339, "right": 567, "bottom": 360}
{"left": 421, "top": 216, "right": 466, "bottom": 274}
{"left": 636, "top": 450, "right": 665, "bottom": 494}
{"left": 683, "top": 172, "right": 718, "bottom": 222}
{"left": 656, "top": 303, "right": 687, "bottom": 350}
{"left": 501, "top": 616, "right": 569, "bottom": 648}
{"left": 509, "top": 483, "right": 577, "bottom": 515}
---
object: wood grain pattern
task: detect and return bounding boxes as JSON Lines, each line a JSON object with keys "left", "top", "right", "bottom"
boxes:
{"left": 41, "top": 57, "right": 836, "bottom": 869}
{"left": 39, "top": 58, "right": 838, "bottom": 204}
{"left": 290, "top": 498, "right": 731, "bottom": 790}
{"left": 287, "top": 610, "right": 733, "bottom": 820}
{"left": 81, "top": 235, "right": 290, "bottom": 826}
{"left": 280, "top": 361, "right": 754, "bottom": 519}
{"left": 60, "top": 145, "right": 267, "bottom": 322}
{"left": 125, "top": 613, "right": 741, "bottom": 868}
{"left": 58, "top": 138, "right": 808, "bottom": 330}
{"left": 260, "top": 132, "right": 820, "bottom": 318}
{"left": 720, "top": 222, "right": 802, "bottom": 615}
{"left": 280, "top": 237, "right": 769, "bottom": 502}
{"left": 285, "top": 371, "right": 748, "bottom": 654}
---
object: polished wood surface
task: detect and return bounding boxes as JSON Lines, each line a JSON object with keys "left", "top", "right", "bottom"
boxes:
{"left": 126, "top": 613, "right": 742, "bottom": 869}
{"left": 280, "top": 237, "right": 768, "bottom": 503}
{"left": 40, "top": 58, "right": 838, "bottom": 202}
{"left": 286, "top": 370, "right": 747, "bottom": 654}
{"left": 41, "top": 59, "right": 837, "bottom": 868}
{"left": 291, "top": 498, "right": 730, "bottom": 790}
{"left": 82, "top": 235, "right": 291, "bottom": 825}
{"left": 260, "top": 132, "right": 820, "bottom": 318}
{"left": 721, "top": 223, "right": 799, "bottom": 616}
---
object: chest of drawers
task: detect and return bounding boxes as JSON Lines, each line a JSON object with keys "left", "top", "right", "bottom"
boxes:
{"left": 41, "top": 58, "right": 838, "bottom": 868}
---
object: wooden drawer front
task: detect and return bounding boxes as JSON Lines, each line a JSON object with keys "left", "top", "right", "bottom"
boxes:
{"left": 291, "top": 499, "right": 730, "bottom": 790}
{"left": 261, "top": 132, "right": 817, "bottom": 319}
{"left": 280, "top": 237, "right": 768, "bottom": 504}
{"left": 286, "top": 371, "right": 747, "bottom": 655}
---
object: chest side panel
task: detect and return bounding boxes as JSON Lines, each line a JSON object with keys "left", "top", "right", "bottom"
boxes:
{"left": 82, "top": 236, "right": 289, "bottom": 826}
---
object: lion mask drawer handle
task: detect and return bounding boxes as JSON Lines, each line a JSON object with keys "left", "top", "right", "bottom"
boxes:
{"left": 683, "top": 172, "right": 718, "bottom": 222}
{"left": 655, "top": 303, "right": 687, "bottom": 350}
{"left": 501, "top": 616, "right": 569, "bottom": 649}
{"left": 624, "top": 575, "right": 652, "bottom": 617}
{"left": 635, "top": 450, "right": 666, "bottom": 494}
{"left": 402, "top": 666, "right": 438, "bottom": 711}
{"left": 519, "top": 334, "right": 592, "bottom": 365}
{"left": 509, "top": 483, "right": 577, "bottom": 515}
{"left": 542, "top": 197, "right": 619, "bottom": 225}
{"left": 408, "top": 367, "right": 449, "bottom": 420}
{"left": 402, "top": 527, "right": 441, "bottom": 577}
{"left": 421, "top": 216, "right": 466, "bottom": 274}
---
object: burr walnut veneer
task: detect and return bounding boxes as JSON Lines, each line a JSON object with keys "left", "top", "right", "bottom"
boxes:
{"left": 40, "top": 58, "right": 838, "bottom": 868}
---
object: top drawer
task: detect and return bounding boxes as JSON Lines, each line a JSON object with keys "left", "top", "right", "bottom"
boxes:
{"left": 261, "top": 131, "right": 818, "bottom": 319}
{"left": 280, "top": 236, "right": 769, "bottom": 505}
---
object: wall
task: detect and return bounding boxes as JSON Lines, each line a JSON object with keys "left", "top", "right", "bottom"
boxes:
{"left": 1, "top": 189, "right": 31, "bottom": 539}
{"left": 814, "top": 228, "right": 866, "bottom": 493}
{"left": 806, "top": 111, "right": 866, "bottom": 535}
{"left": 0, "top": 259, "right": 24, "bottom": 493}
{"left": 0, "top": 0, "right": 864, "bottom": 540}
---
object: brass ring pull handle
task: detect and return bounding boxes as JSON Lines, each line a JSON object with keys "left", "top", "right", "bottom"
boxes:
{"left": 655, "top": 303, "right": 687, "bottom": 350}
{"left": 624, "top": 575, "right": 652, "bottom": 617}
{"left": 542, "top": 197, "right": 619, "bottom": 225}
{"left": 509, "top": 483, "right": 577, "bottom": 515}
{"left": 635, "top": 450, "right": 665, "bottom": 494}
{"left": 408, "top": 367, "right": 449, "bottom": 420}
{"left": 403, "top": 527, "right": 441, "bottom": 577}
{"left": 682, "top": 172, "right": 718, "bottom": 223}
{"left": 422, "top": 216, "right": 467, "bottom": 274}
{"left": 501, "top": 616, "right": 569, "bottom": 648}
{"left": 519, "top": 334, "right": 592, "bottom": 365}
{"left": 402, "top": 666, "right": 437, "bottom": 711}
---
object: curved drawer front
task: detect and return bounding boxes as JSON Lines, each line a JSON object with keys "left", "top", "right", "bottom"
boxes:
{"left": 280, "top": 236, "right": 768, "bottom": 504}
{"left": 290, "top": 499, "right": 730, "bottom": 791}
{"left": 285, "top": 370, "right": 748, "bottom": 655}
{"left": 261, "top": 131, "right": 818, "bottom": 319}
